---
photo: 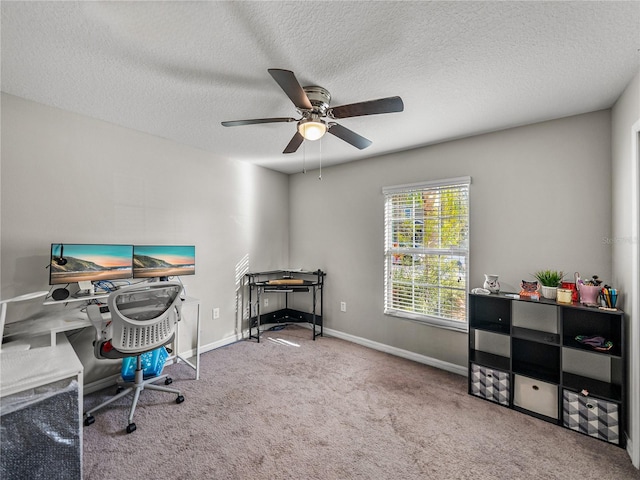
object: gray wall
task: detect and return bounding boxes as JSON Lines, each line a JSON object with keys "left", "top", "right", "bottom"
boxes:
{"left": 611, "top": 68, "right": 640, "bottom": 465}
{"left": 0, "top": 92, "right": 627, "bottom": 395}
{"left": 289, "top": 110, "right": 613, "bottom": 368}
{"left": 1, "top": 93, "right": 289, "bottom": 383}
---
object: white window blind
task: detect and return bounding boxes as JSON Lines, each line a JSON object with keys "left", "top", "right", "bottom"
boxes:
{"left": 383, "top": 176, "right": 470, "bottom": 331}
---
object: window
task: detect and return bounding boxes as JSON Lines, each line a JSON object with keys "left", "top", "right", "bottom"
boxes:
{"left": 383, "top": 176, "right": 470, "bottom": 331}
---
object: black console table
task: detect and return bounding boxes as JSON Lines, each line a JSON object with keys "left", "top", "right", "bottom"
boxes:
{"left": 245, "top": 269, "right": 325, "bottom": 342}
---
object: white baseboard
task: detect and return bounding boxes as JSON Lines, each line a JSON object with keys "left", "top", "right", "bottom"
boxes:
{"left": 204, "top": 323, "right": 467, "bottom": 377}
{"left": 180, "top": 333, "right": 242, "bottom": 358}
{"left": 627, "top": 435, "right": 636, "bottom": 468}
{"left": 321, "top": 326, "right": 467, "bottom": 377}
{"left": 84, "top": 373, "right": 121, "bottom": 395}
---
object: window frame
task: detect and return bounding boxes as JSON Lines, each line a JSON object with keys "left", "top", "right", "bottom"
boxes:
{"left": 383, "top": 176, "right": 471, "bottom": 332}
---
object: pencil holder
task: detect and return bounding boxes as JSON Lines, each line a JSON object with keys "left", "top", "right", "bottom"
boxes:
{"left": 601, "top": 288, "right": 618, "bottom": 308}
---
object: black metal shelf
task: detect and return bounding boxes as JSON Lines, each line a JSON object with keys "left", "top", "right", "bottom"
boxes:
{"left": 245, "top": 269, "right": 325, "bottom": 342}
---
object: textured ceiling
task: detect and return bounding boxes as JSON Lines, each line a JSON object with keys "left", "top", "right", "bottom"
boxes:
{"left": 2, "top": 1, "right": 639, "bottom": 174}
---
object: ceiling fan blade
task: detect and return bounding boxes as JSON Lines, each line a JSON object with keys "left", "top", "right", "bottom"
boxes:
{"left": 329, "top": 96, "right": 404, "bottom": 119}
{"left": 268, "top": 69, "right": 313, "bottom": 111}
{"left": 327, "top": 123, "right": 372, "bottom": 150}
{"left": 283, "top": 131, "right": 304, "bottom": 154}
{"left": 221, "top": 117, "right": 296, "bottom": 127}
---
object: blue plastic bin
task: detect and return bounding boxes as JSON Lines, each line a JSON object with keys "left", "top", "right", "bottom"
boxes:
{"left": 121, "top": 346, "right": 169, "bottom": 382}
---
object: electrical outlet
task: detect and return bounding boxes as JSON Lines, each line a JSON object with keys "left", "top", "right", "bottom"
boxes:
{"left": 264, "top": 298, "right": 269, "bottom": 307}
{"left": 213, "top": 308, "right": 220, "bottom": 319}
{"left": 340, "top": 301, "right": 346, "bottom": 312}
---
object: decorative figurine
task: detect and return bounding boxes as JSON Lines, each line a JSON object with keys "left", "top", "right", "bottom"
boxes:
{"left": 519, "top": 280, "right": 540, "bottom": 299}
{"left": 483, "top": 274, "right": 500, "bottom": 293}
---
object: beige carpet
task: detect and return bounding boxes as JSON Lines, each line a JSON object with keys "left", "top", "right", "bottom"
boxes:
{"left": 83, "top": 326, "right": 640, "bottom": 479}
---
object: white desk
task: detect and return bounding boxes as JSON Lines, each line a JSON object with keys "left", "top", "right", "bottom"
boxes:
{"left": 172, "top": 297, "right": 201, "bottom": 380}
{"left": 3, "top": 296, "right": 201, "bottom": 379}
{"left": 3, "top": 308, "right": 90, "bottom": 346}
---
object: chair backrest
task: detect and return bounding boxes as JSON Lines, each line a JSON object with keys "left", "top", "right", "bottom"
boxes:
{"left": 107, "top": 282, "right": 182, "bottom": 355}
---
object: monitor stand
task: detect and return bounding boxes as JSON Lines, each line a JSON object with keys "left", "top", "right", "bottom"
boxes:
{"left": 76, "top": 281, "right": 94, "bottom": 296}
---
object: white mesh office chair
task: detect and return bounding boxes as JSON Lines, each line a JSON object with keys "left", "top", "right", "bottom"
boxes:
{"left": 83, "top": 282, "right": 185, "bottom": 433}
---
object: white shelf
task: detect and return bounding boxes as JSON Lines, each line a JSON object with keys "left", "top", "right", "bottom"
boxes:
{"left": 1, "top": 333, "right": 83, "bottom": 397}
{"left": 42, "top": 293, "right": 109, "bottom": 306}
{"left": 3, "top": 308, "right": 90, "bottom": 346}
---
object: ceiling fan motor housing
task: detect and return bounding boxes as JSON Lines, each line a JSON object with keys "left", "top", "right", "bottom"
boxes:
{"left": 302, "top": 86, "right": 331, "bottom": 116}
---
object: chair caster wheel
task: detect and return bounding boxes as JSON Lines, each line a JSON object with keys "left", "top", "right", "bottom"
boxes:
{"left": 84, "top": 415, "right": 95, "bottom": 427}
{"left": 176, "top": 395, "right": 185, "bottom": 404}
{"left": 165, "top": 378, "right": 173, "bottom": 385}
{"left": 126, "top": 423, "right": 137, "bottom": 434}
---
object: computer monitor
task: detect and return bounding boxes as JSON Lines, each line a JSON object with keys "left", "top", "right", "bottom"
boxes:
{"left": 133, "top": 245, "right": 196, "bottom": 279}
{"left": 49, "top": 244, "right": 134, "bottom": 285}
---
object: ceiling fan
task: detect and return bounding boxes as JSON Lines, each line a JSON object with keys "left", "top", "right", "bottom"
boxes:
{"left": 221, "top": 69, "right": 404, "bottom": 154}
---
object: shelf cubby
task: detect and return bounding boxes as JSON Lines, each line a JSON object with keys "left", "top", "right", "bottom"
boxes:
{"left": 469, "top": 295, "right": 510, "bottom": 334}
{"left": 469, "top": 349, "right": 510, "bottom": 372}
{"left": 562, "top": 372, "right": 622, "bottom": 403}
{"left": 511, "top": 326, "right": 559, "bottom": 345}
{"left": 511, "top": 337, "right": 560, "bottom": 383}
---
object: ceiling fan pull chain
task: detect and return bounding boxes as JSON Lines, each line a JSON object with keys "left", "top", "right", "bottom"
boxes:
{"left": 318, "top": 139, "right": 322, "bottom": 180}
{"left": 302, "top": 141, "right": 306, "bottom": 174}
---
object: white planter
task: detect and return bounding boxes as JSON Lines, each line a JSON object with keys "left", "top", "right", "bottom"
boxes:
{"left": 541, "top": 285, "right": 557, "bottom": 300}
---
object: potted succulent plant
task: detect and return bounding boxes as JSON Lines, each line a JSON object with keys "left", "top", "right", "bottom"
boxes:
{"left": 534, "top": 270, "right": 565, "bottom": 300}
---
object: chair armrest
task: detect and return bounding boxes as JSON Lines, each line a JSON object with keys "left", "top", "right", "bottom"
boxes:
{"left": 86, "top": 304, "right": 113, "bottom": 359}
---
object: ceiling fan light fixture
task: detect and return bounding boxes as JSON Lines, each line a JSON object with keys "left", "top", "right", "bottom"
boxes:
{"left": 297, "top": 119, "right": 327, "bottom": 141}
